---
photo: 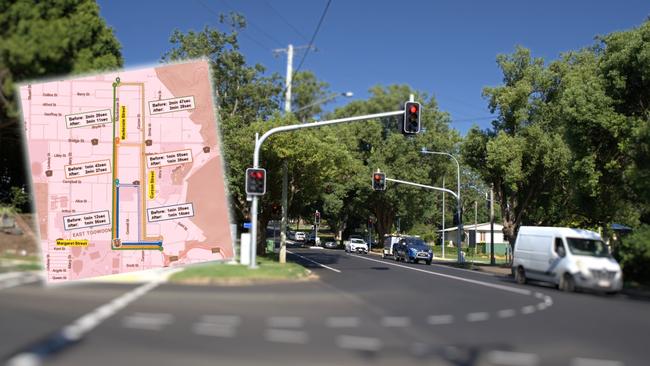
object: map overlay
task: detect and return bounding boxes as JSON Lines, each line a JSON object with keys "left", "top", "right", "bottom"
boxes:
{"left": 19, "top": 60, "right": 234, "bottom": 282}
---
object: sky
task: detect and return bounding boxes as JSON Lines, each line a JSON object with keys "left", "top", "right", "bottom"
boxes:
{"left": 97, "top": 0, "right": 649, "bottom": 134}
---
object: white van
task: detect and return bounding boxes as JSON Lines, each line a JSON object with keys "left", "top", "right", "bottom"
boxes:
{"left": 512, "top": 226, "right": 623, "bottom": 293}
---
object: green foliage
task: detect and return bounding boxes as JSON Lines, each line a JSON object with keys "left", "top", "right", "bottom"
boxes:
{"left": 0, "top": 0, "right": 123, "bottom": 207}
{"left": 291, "top": 71, "right": 330, "bottom": 122}
{"left": 616, "top": 226, "right": 650, "bottom": 284}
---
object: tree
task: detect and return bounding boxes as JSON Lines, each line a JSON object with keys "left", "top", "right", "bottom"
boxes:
{"left": 330, "top": 85, "right": 459, "bottom": 242}
{"left": 0, "top": 0, "right": 123, "bottom": 209}
{"left": 463, "top": 47, "right": 571, "bottom": 245}
{"left": 162, "top": 15, "right": 283, "bottom": 225}
{"left": 291, "top": 71, "right": 330, "bottom": 122}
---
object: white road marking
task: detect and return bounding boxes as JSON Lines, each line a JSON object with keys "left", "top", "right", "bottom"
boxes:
{"left": 336, "top": 335, "right": 382, "bottom": 352}
{"left": 466, "top": 312, "right": 490, "bottom": 322}
{"left": 381, "top": 316, "right": 410, "bottom": 327}
{"left": 486, "top": 350, "right": 540, "bottom": 366}
{"left": 287, "top": 250, "right": 341, "bottom": 273}
{"left": 350, "top": 254, "right": 532, "bottom": 296}
{"left": 534, "top": 292, "right": 545, "bottom": 299}
{"left": 199, "top": 315, "right": 241, "bottom": 327}
{"left": 122, "top": 312, "right": 174, "bottom": 331}
{"left": 265, "top": 329, "right": 308, "bottom": 344}
{"left": 428, "top": 314, "right": 455, "bottom": 325}
{"left": 0, "top": 272, "right": 41, "bottom": 290}
{"left": 192, "top": 323, "right": 236, "bottom": 338}
{"left": 536, "top": 302, "right": 548, "bottom": 310}
{"left": 570, "top": 358, "right": 624, "bottom": 366}
{"left": 325, "top": 316, "right": 360, "bottom": 328}
{"left": 192, "top": 315, "right": 241, "bottom": 338}
{"left": 267, "top": 316, "right": 304, "bottom": 328}
{"left": 497, "top": 309, "right": 516, "bottom": 318}
{"left": 521, "top": 305, "right": 536, "bottom": 314}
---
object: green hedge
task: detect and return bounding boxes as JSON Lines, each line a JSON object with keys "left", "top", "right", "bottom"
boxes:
{"left": 615, "top": 225, "right": 650, "bottom": 284}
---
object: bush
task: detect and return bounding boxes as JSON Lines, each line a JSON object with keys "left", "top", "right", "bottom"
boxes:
{"left": 616, "top": 225, "right": 650, "bottom": 284}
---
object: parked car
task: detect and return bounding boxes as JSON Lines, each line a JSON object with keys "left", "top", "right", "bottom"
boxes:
{"left": 294, "top": 231, "right": 306, "bottom": 242}
{"left": 287, "top": 231, "right": 295, "bottom": 240}
{"left": 394, "top": 237, "right": 433, "bottom": 264}
{"left": 345, "top": 238, "right": 368, "bottom": 254}
{"left": 512, "top": 226, "right": 623, "bottom": 293}
{"left": 323, "top": 240, "right": 339, "bottom": 249}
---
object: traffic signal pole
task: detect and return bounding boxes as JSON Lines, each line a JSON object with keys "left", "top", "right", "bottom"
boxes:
{"left": 383, "top": 177, "right": 463, "bottom": 264}
{"left": 249, "top": 109, "right": 406, "bottom": 269}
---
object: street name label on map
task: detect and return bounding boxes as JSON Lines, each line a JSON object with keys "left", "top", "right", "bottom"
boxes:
{"left": 148, "top": 96, "right": 195, "bottom": 115}
{"left": 147, "top": 203, "right": 194, "bottom": 222}
{"left": 63, "top": 210, "right": 111, "bottom": 231}
{"left": 64, "top": 159, "right": 111, "bottom": 179}
{"left": 65, "top": 109, "right": 112, "bottom": 129}
{"left": 146, "top": 149, "right": 193, "bottom": 168}
{"left": 56, "top": 239, "right": 89, "bottom": 247}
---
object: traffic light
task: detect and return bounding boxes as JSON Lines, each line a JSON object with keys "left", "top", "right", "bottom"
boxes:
{"left": 372, "top": 172, "right": 386, "bottom": 191}
{"left": 315, "top": 210, "right": 321, "bottom": 225}
{"left": 245, "top": 168, "right": 266, "bottom": 195}
{"left": 403, "top": 101, "right": 421, "bottom": 134}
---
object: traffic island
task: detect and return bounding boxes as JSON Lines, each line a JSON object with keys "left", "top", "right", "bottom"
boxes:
{"left": 169, "top": 255, "right": 315, "bottom": 286}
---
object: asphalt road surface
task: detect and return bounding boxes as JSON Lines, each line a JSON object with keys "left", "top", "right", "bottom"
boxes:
{"left": 1, "top": 248, "right": 648, "bottom": 366}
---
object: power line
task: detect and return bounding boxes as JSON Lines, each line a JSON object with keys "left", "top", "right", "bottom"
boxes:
{"left": 196, "top": 0, "right": 271, "bottom": 51}
{"left": 292, "top": 0, "right": 332, "bottom": 76}
{"left": 264, "top": 1, "right": 310, "bottom": 42}
{"left": 216, "top": 0, "right": 285, "bottom": 47}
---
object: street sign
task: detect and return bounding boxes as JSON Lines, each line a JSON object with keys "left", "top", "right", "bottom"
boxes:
{"left": 243, "top": 222, "right": 252, "bottom": 229}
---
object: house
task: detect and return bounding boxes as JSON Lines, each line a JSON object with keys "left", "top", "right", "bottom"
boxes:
{"left": 438, "top": 222, "right": 505, "bottom": 248}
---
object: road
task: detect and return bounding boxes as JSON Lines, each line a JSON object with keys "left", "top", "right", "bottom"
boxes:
{"left": 1, "top": 247, "right": 648, "bottom": 366}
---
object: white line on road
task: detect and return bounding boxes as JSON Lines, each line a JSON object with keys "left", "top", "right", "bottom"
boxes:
{"left": 336, "top": 335, "right": 382, "bottom": 352}
{"left": 427, "top": 314, "right": 455, "bottom": 325}
{"left": 199, "top": 315, "right": 241, "bottom": 327}
{"left": 486, "top": 350, "right": 540, "bottom": 366}
{"left": 6, "top": 268, "right": 180, "bottom": 366}
{"left": 265, "top": 329, "right": 309, "bottom": 344}
{"left": 192, "top": 323, "right": 237, "bottom": 338}
{"left": 350, "top": 254, "right": 531, "bottom": 296}
{"left": 0, "top": 272, "right": 41, "bottom": 290}
{"left": 497, "top": 309, "right": 517, "bottom": 318}
{"left": 267, "top": 316, "right": 304, "bottom": 328}
{"left": 287, "top": 250, "right": 341, "bottom": 273}
{"left": 466, "top": 312, "right": 490, "bottom": 322}
{"left": 325, "top": 316, "right": 360, "bottom": 328}
{"left": 380, "top": 316, "right": 410, "bottom": 327}
{"left": 521, "top": 305, "right": 536, "bottom": 314}
{"left": 121, "top": 312, "right": 174, "bottom": 331}
{"left": 570, "top": 358, "right": 624, "bottom": 366}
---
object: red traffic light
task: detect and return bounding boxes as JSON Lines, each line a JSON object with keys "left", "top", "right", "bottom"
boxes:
{"left": 374, "top": 174, "right": 382, "bottom": 181}
{"left": 409, "top": 105, "right": 418, "bottom": 113}
{"left": 250, "top": 171, "right": 263, "bottom": 179}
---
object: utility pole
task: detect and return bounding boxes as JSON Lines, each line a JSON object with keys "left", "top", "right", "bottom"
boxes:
{"left": 273, "top": 44, "right": 315, "bottom": 264}
{"left": 490, "top": 184, "right": 495, "bottom": 265}
{"left": 442, "top": 176, "right": 445, "bottom": 259}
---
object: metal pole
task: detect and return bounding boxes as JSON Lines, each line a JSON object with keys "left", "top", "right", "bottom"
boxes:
{"left": 250, "top": 195, "right": 259, "bottom": 269}
{"left": 250, "top": 110, "right": 405, "bottom": 269}
{"left": 280, "top": 162, "right": 288, "bottom": 263}
{"left": 284, "top": 44, "right": 293, "bottom": 113}
{"left": 455, "top": 158, "right": 462, "bottom": 264}
{"left": 490, "top": 184, "right": 495, "bottom": 265}
{"left": 475, "top": 200, "right": 478, "bottom": 260}
{"left": 442, "top": 176, "right": 445, "bottom": 259}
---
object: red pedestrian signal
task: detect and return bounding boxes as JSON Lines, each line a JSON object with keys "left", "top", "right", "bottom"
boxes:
{"left": 372, "top": 172, "right": 386, "bottom": 191}
{"left": 245, "top": 168, "right": 266, "bottom": 195}
{"left": 403, "top": 101, "right": 421, "bottom": 134}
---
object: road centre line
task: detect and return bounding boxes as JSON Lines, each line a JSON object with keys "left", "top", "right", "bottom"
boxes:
{"left": 350, "top": 254, "right": 532, "bottom": 296}
{"left": 287, "top": 250, "right": 341, "bottom": 273}
{"left": 5, "top": 270, "right": 179, "bottom": 366}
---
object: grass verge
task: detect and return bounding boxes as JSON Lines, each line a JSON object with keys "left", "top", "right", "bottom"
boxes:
{"left": 169, "top": 254, "right": 312, "bottom": 285}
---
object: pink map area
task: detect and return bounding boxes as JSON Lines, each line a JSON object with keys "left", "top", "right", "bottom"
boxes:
{"left": 19, "top": 60, "right": 234, "bottom": 282}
